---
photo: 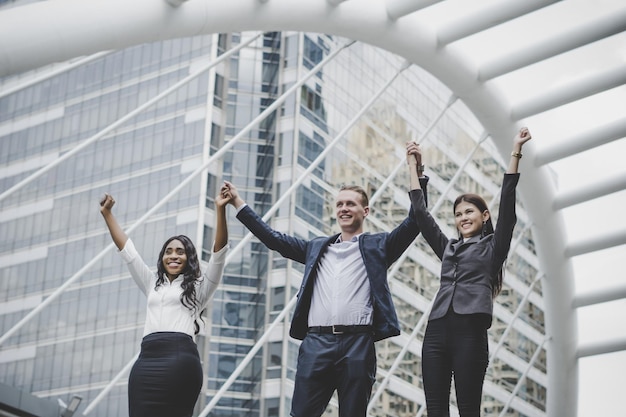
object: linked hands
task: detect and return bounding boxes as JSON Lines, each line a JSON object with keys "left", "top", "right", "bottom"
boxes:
{"left": 220, "top": 181, "right": 245, "bottom": 209}
{"left": 405, "top": 141, "right": 424, "bottom": 190}
{"left": 215, "top": 183, "right": 232, "bottom": 208}
{"left": 405, "top": 141, "right": 422, "bottom": 167}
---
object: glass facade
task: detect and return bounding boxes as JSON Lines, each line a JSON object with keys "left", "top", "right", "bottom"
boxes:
{"left": 0, "top": 30, "right": 546, "bottom": 417}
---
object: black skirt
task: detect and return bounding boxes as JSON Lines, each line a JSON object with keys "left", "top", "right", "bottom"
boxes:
{"left": 128, "top": 332, "right": 203, "bottom": 417}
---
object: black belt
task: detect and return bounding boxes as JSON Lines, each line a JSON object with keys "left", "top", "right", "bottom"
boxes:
{"left": 308, "top": 325, "right": 373, "bottom": 335}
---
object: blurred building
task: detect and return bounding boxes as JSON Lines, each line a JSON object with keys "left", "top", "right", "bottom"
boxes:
{"left": 0, "top": 29, "right": 546, "bottom": 417}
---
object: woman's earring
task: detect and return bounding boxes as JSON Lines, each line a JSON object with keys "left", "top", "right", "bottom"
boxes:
{"left": 481, "top": 221, "right": 488, "bottom": 238}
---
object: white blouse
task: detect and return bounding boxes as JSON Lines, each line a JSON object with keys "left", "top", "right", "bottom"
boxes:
{"left": 119, "top": 238, "right": 228, "bottom": 338}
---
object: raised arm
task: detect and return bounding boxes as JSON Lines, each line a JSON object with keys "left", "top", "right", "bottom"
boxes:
{"left": 507, "top": 127, "right": 532, "bottom": 174}
{"left": 100, "top": 193, "right": 128, "bottom": 250}
{"left": 221, "top": 180, "right": 308, "bottom": 264}
{"left": 213, "top": 185, "right": 230, "bottom": 252}
{"left": 407, "top": 141, "right": 423, "bottom": 191}
{"left": 406, "top": 141, "right": 449, "bottom": 259}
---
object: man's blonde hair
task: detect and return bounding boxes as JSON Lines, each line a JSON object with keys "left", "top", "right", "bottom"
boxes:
{"left": 339, "top": 185, "right": 369, "bottom": 207}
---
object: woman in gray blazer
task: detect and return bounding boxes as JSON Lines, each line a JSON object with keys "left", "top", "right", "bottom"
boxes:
{"left": 406, "top": 128, "right": 532, "bottom": 417}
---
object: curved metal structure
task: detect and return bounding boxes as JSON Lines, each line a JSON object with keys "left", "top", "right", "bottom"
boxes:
{"left": 1, "top": 1, "right": 625, "bottom": 416}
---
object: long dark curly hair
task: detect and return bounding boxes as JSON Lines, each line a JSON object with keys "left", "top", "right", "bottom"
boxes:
{"left": 453, "top": 193, "right": 503, "bottom": 298}
{"left": 156, "top": 235, "right": 204, "bottom": 334}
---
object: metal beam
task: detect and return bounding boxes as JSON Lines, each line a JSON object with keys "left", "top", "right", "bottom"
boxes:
{"left": 553, "top": 173, "right": 626, "bottom": 210}
{"left": 0, "top": 51, "right": 112, "bottom": 100}
{"left": 498, "top": 338, "right": 548, "bottom": 417}
{"left": 565, "top": 227, "right": 626, "bottom": 258}
{"left": 511, "top": 63, "right": 626, "bottom": 120}
{"left": 535, "top": 117, "right": 626, "bottom": 165}
{"left": 436, "top": 0, "right": 559, "bottom": 45}
{"left": 0, "top": 34, "right": 261, "bottom": 205}
{"left": 198, "top": 296, "right": 298, "bottom": 417}
{"left": 82, "top": 352, "right": 138, "bottom": 415}
{"left": 577, "top": 336, "right": 626, "bottom": 358}
{"left": 490, "top": 274, "right": 542, "bottom": 362}
{"left": 386, "top": 0, "right": 442, "bottom": 20}
{"left": 478, "top": 6, "right": 626, "bottom": 80}
{"left": 573, "top": 283, "right": 626, "bottom": 308}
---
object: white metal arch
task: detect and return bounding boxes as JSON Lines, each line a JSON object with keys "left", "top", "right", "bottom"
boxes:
{"left": 2, "top": 1, "right": 625, "bottom": 416}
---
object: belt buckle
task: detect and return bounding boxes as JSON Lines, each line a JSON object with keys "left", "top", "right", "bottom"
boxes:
{"left": 332, "top": 325, "right": 344, "bottom": 335}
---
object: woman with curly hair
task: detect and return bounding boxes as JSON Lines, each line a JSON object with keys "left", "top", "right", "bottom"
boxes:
{"left": 99, "top": 189, "right": 230, "bottom": 417}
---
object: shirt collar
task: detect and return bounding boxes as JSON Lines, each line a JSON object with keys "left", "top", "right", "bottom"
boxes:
{"left": 335, "top": 233, "right": 362, "bottom": 244}
{"left": 460, "top": 235, "right": 481, "bottom": 245}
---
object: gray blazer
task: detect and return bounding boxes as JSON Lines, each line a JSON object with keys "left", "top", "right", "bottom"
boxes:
{"left": 409, "top": 174, "right": 519, "bottom": 324}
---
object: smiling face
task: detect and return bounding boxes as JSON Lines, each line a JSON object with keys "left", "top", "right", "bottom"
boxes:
{"left": 161, "top": 239, "right": 188, "bottom": 280}
{"left": 335, "top": 189, "right": 369, "bottom": 234}
{"left": 454, "top": 201, "right": 490, "bottom": 239}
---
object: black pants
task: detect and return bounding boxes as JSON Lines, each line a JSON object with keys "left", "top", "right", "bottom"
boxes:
{"left": 291, "top": 332, "right": 376, "bottom": 417}
{"left": 421, "top": 311, "right": 489, "bottom": 417}
{"left": 128, "top": 332, "right": 203, "bottom": 417}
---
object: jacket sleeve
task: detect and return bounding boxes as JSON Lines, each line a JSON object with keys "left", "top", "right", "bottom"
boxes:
{"left": 409, "top": 188, "right": 449, "bottom": 260}
{"left": 384, "top": 176, "right": 430, "bottom": 266}
{"left": 236, "top": 205, "right": 308, "bottom": 264}
{"left": 491, "top": 173, "right": 520, "bottom": 268}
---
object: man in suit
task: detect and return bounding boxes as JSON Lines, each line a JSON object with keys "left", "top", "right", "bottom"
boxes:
{"left": 221, "top": 163, "right": 427, "bottom": 417}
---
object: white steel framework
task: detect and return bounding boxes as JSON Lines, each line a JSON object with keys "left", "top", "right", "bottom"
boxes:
{"left": 1, "top": 1, "right": 625, "bottom": 416}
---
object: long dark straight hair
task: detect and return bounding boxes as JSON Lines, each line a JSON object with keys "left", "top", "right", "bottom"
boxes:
{"left": 156, "top": 235, "right": 204, "bottom": 334}
{"left": 453, "top": 193, "right": 503, "bottom": 298}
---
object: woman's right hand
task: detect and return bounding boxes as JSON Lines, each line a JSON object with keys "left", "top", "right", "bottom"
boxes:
{"left": 99, "top": 193, "right": 128, "bottom": 250}
{"left": 514, "top": 127, "right": 532, "bottom": 147}
{"left": 100, "top": 193, "right": 115, "bottom": 213}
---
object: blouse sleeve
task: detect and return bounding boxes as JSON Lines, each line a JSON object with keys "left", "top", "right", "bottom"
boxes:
{"left": 118, "top": 238, "right": 154, "bottom": 296}
{"left": 196, "top": 243, "right": 229, "bottom": 308}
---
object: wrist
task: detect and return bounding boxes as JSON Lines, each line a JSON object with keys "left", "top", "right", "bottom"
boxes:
{"left": 232, "top": 197, "right": 246, "bottom": 209}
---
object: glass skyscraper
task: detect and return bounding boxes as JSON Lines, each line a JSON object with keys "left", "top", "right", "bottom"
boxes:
{"left": 1, "top": 30, "right": 546, "bottom": 417}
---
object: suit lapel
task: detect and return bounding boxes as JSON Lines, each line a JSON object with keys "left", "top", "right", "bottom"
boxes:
{"left": 450, "top": 235, "right": 480, "bottom": 255}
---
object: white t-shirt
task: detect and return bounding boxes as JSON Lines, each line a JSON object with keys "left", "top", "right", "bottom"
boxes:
{"left": 119, "top": 238, "right": 228, "bottom": 338}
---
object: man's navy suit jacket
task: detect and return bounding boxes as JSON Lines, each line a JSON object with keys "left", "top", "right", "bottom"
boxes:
{"left": 236, "top": 183, "right": 428, "bottom": 342}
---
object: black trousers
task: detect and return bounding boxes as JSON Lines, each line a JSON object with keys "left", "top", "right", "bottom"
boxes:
{"left": 291, "top": 332, "right": 376, "bottom": 417}
{"left": 128, "top": 332, "right": 203, "bottom": 417}
{"left": 421, "top": 311, "right": 490, "bottom": 417}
